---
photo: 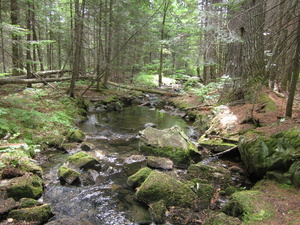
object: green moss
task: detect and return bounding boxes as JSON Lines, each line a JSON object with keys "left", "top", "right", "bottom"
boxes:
{"left": 7, "top": 173, "right": 43, "bottom": 201}
{"left": 260, "top": 93, "right": 277, "bottom": 112}
{"left": 127, "top": 167, "right": 152, "bottom": 188}
{"left": 66, "top": 151, "right": 98, "bottom": 169}
{"left": 19, "top": 198, "right": 42, "bottom": 208}
{"left": 66, "top": 128, "right": 85, "bottom": 142}
{"left": 136, "top": 170, "right": 196, "bottom": 208}
{"left": 8, "top": 204, "right": 53, "bottom": 224}
{"left": 187, "top": 162, "right": 234, "bottom": 189}
{"left": 149, "top": 200, "right": 167, "bottom": 224}
{"left": 58, "top": 166, "right": 80, "bottom": 185}
{"left": 222, "top": 190, "right": 273, "bottom": 222}
{"left": 204, "top": 211, "right": 241, "bottom": 225}
{"left": 140, "top": 145, "right": 190, "bottom": 167}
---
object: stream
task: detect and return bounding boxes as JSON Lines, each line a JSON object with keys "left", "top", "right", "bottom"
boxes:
{"left": 41, "top": 103, "right": 250, "bottom": 224}
{"left": 42, "top": 105, "right": 194, "bottom": 225}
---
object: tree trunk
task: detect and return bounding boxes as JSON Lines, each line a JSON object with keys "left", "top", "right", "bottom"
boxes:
{"left": 158, "top": 0, "right": 170, "bottom": 87}
{"left": 69, "top": 0, "right": 86, "bottom": 97}
{"left": 11, "top": 0, "right": 21, "bottom": 76}
{"left": 286, "top": 13, "right": 300, "bottom": 117}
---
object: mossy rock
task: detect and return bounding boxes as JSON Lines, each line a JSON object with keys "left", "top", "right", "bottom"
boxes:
{"left": 238, "top": 127, "right": 300, "bottom": 178}
{"left": 58, "top": 166, "right": 80, "bottom": 185}
{"left": 139, "top": 126, "right": 201, "bottom": 168}
{"left": 204, "top": 211, "right": 241, "bottom": 225}
{"left": 66, "top": 128, "right": 85, "bottom": 142}
{"left": 127, "top": 167, "right": 152, "bottom": 188}
{"left": 187, "top": 162, "right": 234, "bottom": 189}
{"left": 136, "top": 170, "right": 196, "bottom": 208}
{"left": 192, "top": 183, "right": 214, "bottom": 209}
{"left": 8, "top": 204, "right": 53, "bottom": 224}
{"left": 6, "top": 173, "right": 43, "bottom": 201}
{"left": 81, "top": 142, "right": 94, "bottom": 151}
{"left": 285, "top": 161, "right": 300, "bottom": 187}
{"left": 65, "top": 151, "right": 99, "bottom": 170}
{"left": 0, "top": 198, "right": 19, "bottom": 218}
{"left": 221, "top": 190, "right": 273, "bottom": 222}
{"left": 0, "top": 151, "right": 43, "bottom": 177}
{"left": 149, "top": 199, "right": 167, "bottom": 224}
{"left": 20, "top": 198, "right": 42, "bottom": 208}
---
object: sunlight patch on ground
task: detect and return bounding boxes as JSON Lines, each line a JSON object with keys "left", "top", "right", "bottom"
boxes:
{"left": 214, "top": 105, "right": 238, "bottom": 129}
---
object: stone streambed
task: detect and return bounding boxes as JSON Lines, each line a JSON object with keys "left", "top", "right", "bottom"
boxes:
{"left": 40, "top": 101, "right": 251, "bottom": 224}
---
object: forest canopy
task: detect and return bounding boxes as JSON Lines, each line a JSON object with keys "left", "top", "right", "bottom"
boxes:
{"left": 0, "top": 0, "right": 299, "bottom": 116}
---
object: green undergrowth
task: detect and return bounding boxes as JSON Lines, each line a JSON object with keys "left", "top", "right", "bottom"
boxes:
{"left": 0, "top": 84, "right": 84, "bottom": 146}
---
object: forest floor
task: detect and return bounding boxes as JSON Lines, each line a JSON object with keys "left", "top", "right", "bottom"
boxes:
{"left": 1, "top": 81, "right": 299, "bottom": 224}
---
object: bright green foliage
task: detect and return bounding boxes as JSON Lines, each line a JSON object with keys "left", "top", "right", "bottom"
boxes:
{"left": 0, "top": 87, "right": 82, "bottom": 144}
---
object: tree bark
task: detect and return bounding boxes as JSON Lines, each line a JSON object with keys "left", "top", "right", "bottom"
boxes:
{"left": 11, "top": 0, "right": 21, "bottom": 76}
{"left": 0, "top": 77, "right": 71, "bottom": 85}
{"left": 286, "top": 13, "right": 300, "bottom": 117}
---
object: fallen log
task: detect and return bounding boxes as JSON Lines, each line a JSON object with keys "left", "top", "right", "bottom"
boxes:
{"left": 0, "top": 77, "right": 71, "bottom": 85}
{"left": 108, "top": 81, "right": 185, "bottom": 97}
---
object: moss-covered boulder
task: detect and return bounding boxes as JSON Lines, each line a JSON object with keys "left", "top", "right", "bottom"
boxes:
{"left": 285, "top": 161, "right": 300, "bottom": 187}
{"left": 8, "top": 204, "right": 53, "bottom": 224}
{"left": 0, "top": 198, "right": 19, "bottom": 219}
{"left": 187, "top": 162, "right": 234, "bottom": 189}
{"left": 6, "top": 173, "right": 43, "bottom": 201}
{"left": 136, "top": 170, "right": 196, "bottom": 208}
{"left": 149, "top": 199, "right": 167, "bottom": 224}
{"left": 192, "top": 182, "right": 214, "bottom": 209}
{"left": 19, "top": 198, "right": 42, "bottom": 208}
{"left": 81, "top": 142, "right": 94, "bottom": 151}
{"left": 0, "top": 150, "right": 43, "bottom": 177}
{"left": 204, "top": 212, "right": 241, "bottom": 225}
{"left": 66, "top": 128, "right": 85, "bottom": 142}
{"left": 127, "top": 167, "right": 152, "bottom": 188}
{"left": 221, "top": 190, "right": 273, "bottom": 222}
{"left": 65, "top": 151, "right": 100, "bottom": 170}
{"left": 238, "top": 127, "right": 300, "bottom": 178}
{"left": 139, "top": 126, "right": 201, "bottom": 168}
{"left": 58, "top": 166, "right": 80, "bottom": 185}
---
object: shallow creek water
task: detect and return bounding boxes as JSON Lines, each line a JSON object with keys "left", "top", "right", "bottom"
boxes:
{"left": 41, "top": 105, "right": 249, "bottom": 224}
{"left": 42, "top": 106, "right": 194, "bottom": 224}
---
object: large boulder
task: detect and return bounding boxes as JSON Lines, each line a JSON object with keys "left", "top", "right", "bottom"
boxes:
{"left": 136, "top": 170, "right": 196, "bottom": 208}
{"left": 58, "top": 166, "right": 80, "bottom": 185}
{"left": 8, "top": 204, "right": 53, "bottom": 224}
{"left": 139, "top": 126, "right": 201, "bottom": 168}
{"left": 65, "top": 151, "right": 100, "bottom": 170}
{"left": 204, "top": 212, "right": 241, "bottom": 225}
{"left": 66, "top": 128, "right": 86, "bottom": 143}
{"left": 127, "top": 167, "right": 152, "bottom": 188}
{"left": 238, "top": 127, "right": 300, "bottom": 178}
{"left": 221, "top": 190, "right": 272, "bottom": 222}
{"left": 285, "top": 161, "right": 300, "bottom": 187}
{"left": 187, "top": 162, "right": 234, "bottom": 189}
{"left": 6, "top": 173, "right": 44, "bottom": 201}
{"left": 0, "top": 198, "right": 19, "bottom": 219}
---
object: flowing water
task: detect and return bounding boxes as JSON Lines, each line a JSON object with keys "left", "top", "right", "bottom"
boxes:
{"left": 42, "top": 106, "right": 193, "bottom": 225}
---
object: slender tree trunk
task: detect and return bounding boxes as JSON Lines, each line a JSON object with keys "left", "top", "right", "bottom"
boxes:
{"left": 286, "top": 14, "right": 300, "bottom": 117}
{"left": 26, "top": 0, "right": 33, "bottom": 87}
{"left": 11, "top": 0, "right": 21, "bottom": 76}
{"left": 69, "top": 0, "right": 86, "bottom": 97}
{"left": 0, "top": 0, "right": 6, "bottom": 73}
{"left": 103, "top": 0, "right": 113, "bottom": 85}
{"left": 158, "top": 0, "right": 170, "bottom": 87}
